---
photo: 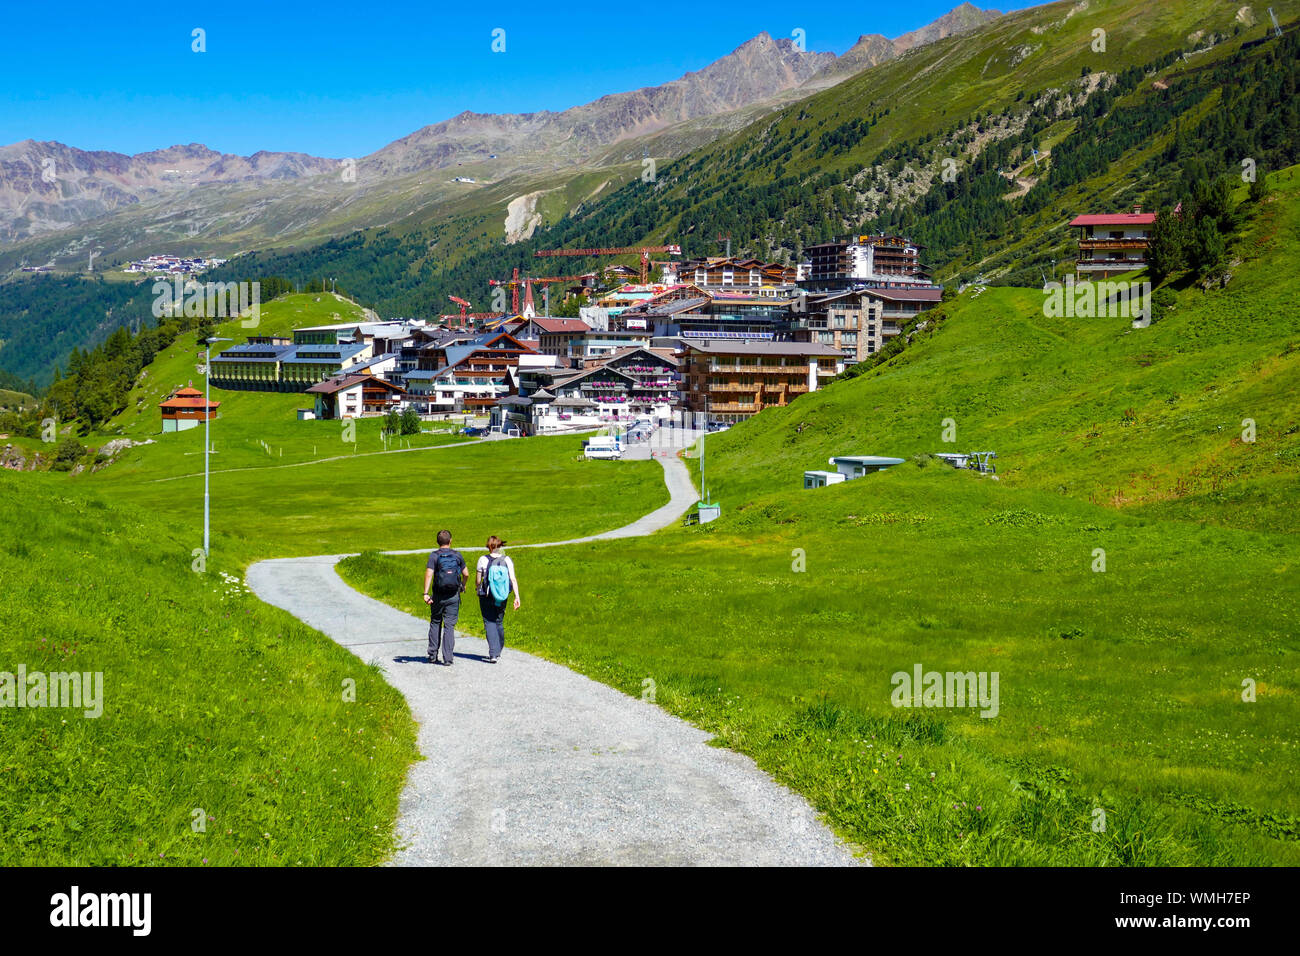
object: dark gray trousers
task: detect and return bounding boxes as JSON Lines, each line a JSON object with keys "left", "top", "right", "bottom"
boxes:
{"left": 428, "top": 594, "right": 460, "bottom": 664}
{"left": 479, "top": 594, "right": 506, "bottom": 658}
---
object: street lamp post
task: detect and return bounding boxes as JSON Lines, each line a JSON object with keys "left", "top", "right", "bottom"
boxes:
{"left": 202, "top": 337, "right": 232, "bottom": 559}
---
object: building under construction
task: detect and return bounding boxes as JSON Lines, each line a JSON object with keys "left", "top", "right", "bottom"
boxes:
{"left": 801, "top": 235, "right": 932, "bottom": 291}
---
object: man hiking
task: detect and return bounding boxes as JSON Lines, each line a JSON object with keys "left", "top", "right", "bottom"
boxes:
{"left": 423, "top": 529, "right": 469, "bottom": 666}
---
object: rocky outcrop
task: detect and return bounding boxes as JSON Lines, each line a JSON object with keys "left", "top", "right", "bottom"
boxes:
{"left": 1, "top": 444, "right": 39, "bottom": 471}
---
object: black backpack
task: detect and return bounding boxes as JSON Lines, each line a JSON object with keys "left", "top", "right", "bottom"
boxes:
{"left": 432, "top": 550, "right": 462, "bottom": 595}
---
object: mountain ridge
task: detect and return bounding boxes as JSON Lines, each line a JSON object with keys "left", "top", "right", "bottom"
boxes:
{"left": 0, "top": 4, "right": 1000, "bottom": 250}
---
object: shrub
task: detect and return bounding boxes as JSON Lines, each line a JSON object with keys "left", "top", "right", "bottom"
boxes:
{"left": 50, "top": 437, "right": 86, "bottom": 472}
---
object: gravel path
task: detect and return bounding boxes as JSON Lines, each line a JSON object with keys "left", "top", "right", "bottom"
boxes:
{"left": 247, "top": 453, "right": 862, "bottom": 866}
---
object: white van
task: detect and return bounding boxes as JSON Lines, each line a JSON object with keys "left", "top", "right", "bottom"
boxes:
{"left": 583, "top": 436, "right": 623, "bottom": 460}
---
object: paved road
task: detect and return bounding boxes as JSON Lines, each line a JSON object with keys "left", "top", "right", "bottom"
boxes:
{"left": 247, "top": 454, "right": 862, "bottom": 866}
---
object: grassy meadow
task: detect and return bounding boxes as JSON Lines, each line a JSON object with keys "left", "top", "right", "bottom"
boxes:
{"left": 337, "top": 171, "right": 1300, "bottom": 865}
{"left": 0, "top": 467, "right": 419, "bottom": 865}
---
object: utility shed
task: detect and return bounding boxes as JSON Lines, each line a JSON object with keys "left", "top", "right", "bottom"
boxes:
{"left": 804, "top": 470, "right": 846, "bottom": 489}
{"left": 829, "top": 455, "right": 905, "bottom": 480}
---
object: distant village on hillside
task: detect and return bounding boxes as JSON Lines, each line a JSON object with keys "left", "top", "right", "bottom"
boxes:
{"left": 163, "top": 213, "right": 1151, "bottom": 436}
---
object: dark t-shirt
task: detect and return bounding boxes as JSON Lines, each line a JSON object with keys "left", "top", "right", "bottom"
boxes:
{"left": 426, "top": 547, "right": 466, "bottom": 596}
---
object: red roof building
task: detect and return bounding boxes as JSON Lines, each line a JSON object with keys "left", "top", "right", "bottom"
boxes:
{"left": 1069, "top": 206, "right": 1158, "bottom": 278}
{"left": 159, "top": 386, "right": 220, "bottom": 432}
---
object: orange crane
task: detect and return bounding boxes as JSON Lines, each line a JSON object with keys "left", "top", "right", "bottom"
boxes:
{"left": 534, "top": 244, "right": 682, "bottom": 284}
{"left": 488, "top": 268, "right": 592, "bottom": 314}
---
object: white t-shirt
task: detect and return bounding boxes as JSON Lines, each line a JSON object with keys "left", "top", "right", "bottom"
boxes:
{"left": 476, "top": 552, "right": 515, "bottom": 592}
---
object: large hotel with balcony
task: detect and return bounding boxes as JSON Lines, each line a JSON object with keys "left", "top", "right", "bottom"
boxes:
{"left": 678, "top": 340, "right": 843, "bottom": 423}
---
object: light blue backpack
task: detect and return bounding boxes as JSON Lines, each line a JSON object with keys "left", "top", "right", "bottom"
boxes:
{"left": 485, "top": 555, "right": 512, "bottom": 605}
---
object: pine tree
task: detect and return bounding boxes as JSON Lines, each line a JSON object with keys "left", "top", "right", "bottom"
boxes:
{"left": 1147, "top": 209, "right": 1187, "bottom": 283}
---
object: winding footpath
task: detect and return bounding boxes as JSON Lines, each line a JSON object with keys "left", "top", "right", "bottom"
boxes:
{"left": 247, "top": 445, "right": 862, "bottom": 866}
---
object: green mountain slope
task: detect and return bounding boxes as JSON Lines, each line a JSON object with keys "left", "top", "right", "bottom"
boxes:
{"left": 703, "top": 165, "right": 1300, "bottom": 533}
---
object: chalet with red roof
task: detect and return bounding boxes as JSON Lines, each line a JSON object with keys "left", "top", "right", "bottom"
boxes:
{"left": 159, "top": 384, "right": 220, "bottom": 433}
{"left": 1069, "top": 206, "right": 1158, "bottom": 278}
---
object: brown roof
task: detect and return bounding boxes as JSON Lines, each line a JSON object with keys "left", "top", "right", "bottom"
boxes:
{"left": 306, "top": 374, "right": 406, "bottom": 396}
{"left": 532, "top": 318, "right": 590, "bottom": 334}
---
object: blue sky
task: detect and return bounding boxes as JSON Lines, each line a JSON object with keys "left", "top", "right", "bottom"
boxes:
{"left": 1, "top": 0, "right": 1039, "bottom": 158}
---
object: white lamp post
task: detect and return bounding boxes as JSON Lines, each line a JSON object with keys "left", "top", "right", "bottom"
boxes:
{"left": 202, "top": 336, "right": 232, "bottom": 558}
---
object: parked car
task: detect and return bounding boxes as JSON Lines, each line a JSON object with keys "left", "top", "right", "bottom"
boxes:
{"left": 461, "top": 426, "right": 486, "bottom": 436}
{"left": 583, "top": 437, "right": 624, "bottom": 460}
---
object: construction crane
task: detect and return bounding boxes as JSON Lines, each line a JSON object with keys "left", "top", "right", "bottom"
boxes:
{"left": 487, "top": 268, "right": 527, "bottom": 314}
{"left": 488, "top": 269, "right": 592, "bottom": 315}
{"left": 442, "top": 295, "right": 504, "bottom": 329}
{"left": 534, "top": 244, "right": 682, "bottom": 284}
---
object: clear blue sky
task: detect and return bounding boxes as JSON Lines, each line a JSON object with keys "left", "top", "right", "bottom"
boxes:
{"left": 1, "top": 0, "right": 1039, "bottom": 158}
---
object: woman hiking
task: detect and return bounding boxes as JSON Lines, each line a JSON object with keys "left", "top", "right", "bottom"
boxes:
{"left": 476, "top": 535, "right": 521, "bottom": 663}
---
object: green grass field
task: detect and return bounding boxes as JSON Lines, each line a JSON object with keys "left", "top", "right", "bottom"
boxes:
{"left": 337, "top": 170, "right": 1300, "bottom": 865}
{"left": 0, "top": 467, "right": 419, "bottom": 865}
{"left": 0, "top": 387, "right": 34, "bottom": 409}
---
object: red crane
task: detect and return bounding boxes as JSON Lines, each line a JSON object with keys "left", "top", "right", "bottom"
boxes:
{"left": 444, "top": 294, "right": 507, "bottom": 328}
{"left": 534, "top": 244, "right": 682, "bottom": 284}
{"left": 488, "top": 269, "right": 592, "bottom": 314}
